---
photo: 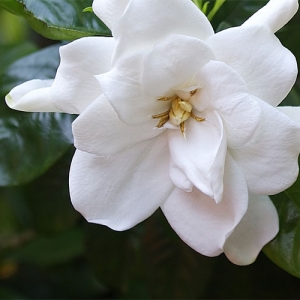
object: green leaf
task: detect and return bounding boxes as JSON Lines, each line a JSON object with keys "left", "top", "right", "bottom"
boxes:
{"left": 7, "top": 228, "right": 84, "bottom": 266}
{"left": 265, "top": 171, "right": 300, "bottom": 278}
{"left": 0, "top": 112, "right": 74, "bottom": 186}
{"left": 0, "top": 0, "right": 111, "bottom": 41}
{"left": 0, "top": 44, "right": 74, "bottom": 186}
{"left": 0, "top": 43, "right": 60, "bottom": 96}
{"left": 0, "top": 42, "right": 37, "bottom": 76}
{"left": 211, "top": 0, "right": 267, "bottom": 31}
{"left": 22, "top": 150, "right": 80, "bottom": 234}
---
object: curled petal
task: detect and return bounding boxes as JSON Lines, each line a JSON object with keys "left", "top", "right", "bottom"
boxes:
{"left": 192, "top": 60, "right": 247, "bottom": 112}
{"left": 224, "top": 195, "right": 279, "bottom": 265}
{"left": 230, "top": 98, "right": 300, "bottom": 195}
{"left": 161, "top": 153, "right": 248, "bottom": 257}
{"left": 207, "top": 26, "right": 297, "bottom": 107}
{"left": 70, "top": 134, "right": 173, "bottom": 231}
{"left": 73, "top": 95, "right": 163, "bottom": 156}
{"left": 215, "top": 93, "right": 261, "bottom": 149}
{"left": 168, "top": 111, "right": 226, "bottom": 203}
{"left": 193, "top": 61, "right": 261, "bottom": 148}
{"left": 112, "top": 0, "right": 214, "bottom": 62}
{"left": 5, "top": 79, "right": 58, "bottom": 112}
{"left": 169, "top": 158, "right": 193, "bottom": 192}
{"left": 243, "top": 0, "right": 298, "bottom": 33}
{"left": 51, "top": 37, "right": 115, "bottom": 114}
{"left": 92, "top": 0, "right": 130, "bottom": 30}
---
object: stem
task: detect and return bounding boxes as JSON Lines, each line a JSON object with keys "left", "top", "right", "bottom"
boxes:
{"left": 192, "top": 0, "right": 203, "bottom": 10}
{"left": 207, "top": 0, "right": 226, "bottom": 21}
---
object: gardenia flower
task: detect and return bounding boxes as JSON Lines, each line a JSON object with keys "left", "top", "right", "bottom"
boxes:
{"left": 6, "top": 0, "right": 300, "bottom": 265}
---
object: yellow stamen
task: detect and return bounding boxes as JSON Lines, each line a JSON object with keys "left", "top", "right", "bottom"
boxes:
{"left": 152, "top": 110, "right": 169, "bottom": 119}
{"left": 152, "top": 89, "right": 204, "bottom": 137}
{"left": 190, "top": 89, "right": 197, "bottom": 96}
{"left": 191, "top": 112, "right": 205, "bottom": 122}
{"left": 180, "top": 122, "right": 186, "bottom": 138}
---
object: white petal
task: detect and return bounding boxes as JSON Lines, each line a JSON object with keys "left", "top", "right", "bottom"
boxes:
{"left": 215, "top": 93, "right": 262, "bottom": 149}
{"left": 70, "top": 134, "right": 173, "bottom": 231}
{"left": 230, "top": 98, "right": 300, "bottom": 195}
{"left": 207, "top": 26, "right": 297, "bottom": 107}
{"left": 97, "top": 50, "right": 169, "bottom": 125}
{"left": 192, "top": 60, "right": 247, "bottom": 112}
{"left": 193, "top": 60, "right": 261, "bottom": 148}
{"left": 243, "top": 0, "right": 298, "bottom": 33}
{"left": 112, "top": 0, "right": 214, "bottom": 62}
{"left": 73, "top": 95, "right": 163, "bottom": 156}
{"left": 224, "top": 195, "right": 279, "bottom": 265}
{"left": 161, "top": 153, "right": 248, "bottom": 257}
{"left": 168, "top": 111, "right": 226, "bottom": 203}
{"left": 169, "top": 158, "right": 193, "bottom": 192}
{"left": 142, "top": 34, "right": 214, "bottom": 98}
{"left": 277, "top": 106, "right": 300, "bottom": 127}
{"left": 5, "top": 79, "right": 61, "bottom": 112}
{"left": 92, "top": 0, "right": 130, "bottom": 30}
{"left": 51, "top": 37, "right": 115, "bottom": 114}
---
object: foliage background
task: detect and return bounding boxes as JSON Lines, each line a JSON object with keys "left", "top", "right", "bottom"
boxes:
{"left": 0, "top": 0, "right": 300, "bottom": 298}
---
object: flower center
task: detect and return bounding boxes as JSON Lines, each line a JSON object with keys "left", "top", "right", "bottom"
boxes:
{"left": 152, "top": 89, "right": 205, "bottom": 138}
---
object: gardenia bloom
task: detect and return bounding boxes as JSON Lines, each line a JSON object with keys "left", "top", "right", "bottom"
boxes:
{"left": 6, "top": 0, "right": 300, "bottom": 265}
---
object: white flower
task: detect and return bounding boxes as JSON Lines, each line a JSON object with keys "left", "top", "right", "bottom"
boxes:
{"left": 6, "top": 0, "right": 300, "bottom": 265}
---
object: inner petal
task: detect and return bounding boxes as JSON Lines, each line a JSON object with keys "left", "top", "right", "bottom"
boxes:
{"left": 142, "top": 34, "right": 215, "bottom": 98}
{"left": 168, "top": 110, "right": 227, "bottom": 203}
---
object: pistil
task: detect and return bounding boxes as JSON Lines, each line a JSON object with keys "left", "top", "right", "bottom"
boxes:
{"left": 152, "top": 89, "right": 205, "bottom": 137}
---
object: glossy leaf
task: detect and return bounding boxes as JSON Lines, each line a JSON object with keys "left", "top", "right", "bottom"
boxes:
{"left": 0, "top": 42, "right": 37, "bottom": 76}
{"left": 0, "top": 44, "right": 74, "bottom": 186}
{"left": 265, "top": 189, "right": 300, "bottom": 278}
{"left": 264, "top": 77, "right": 300, "bottom": 278}
{"left": 0, "top": 0, "right": 111, "bottom": 40}
{"left": 211, "top": 0, "right": 267, "bottom": 30}
{"left": 7, "top": 229, "right": 84, "bottom": 266}
{"left": 22, "top": 150, "right": 80, "bottom": 234}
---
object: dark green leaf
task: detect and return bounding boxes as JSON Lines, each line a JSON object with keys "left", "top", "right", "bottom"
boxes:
{"left": 0, "top": 0, "right": 111, "bottom": 40}
{"left": 0, "top": 42, "right": 37, "bottom": 76}
{"left": 265, "top": 171, "right": 300, "bottom": 278}
{"left": 0, "top": 111, "right": 74, "bottom": 186}
{"left": 0, "top": 43, "right": 60, "bottom": 96}
{"left": 7, "top": 228, "right": 84, "bottom": 266}
{"left": 22, "top": 149, "right": 80, "bottom": 234}
{"left": 211, "top": 0, "right": 267, "bottom": 31}
{"left": 0, "top": 44, "right": 74, "bottom": 186}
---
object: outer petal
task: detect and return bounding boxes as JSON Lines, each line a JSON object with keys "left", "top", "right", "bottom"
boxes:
{"left": 142, "top": 34, "right": 214, "bottom": 98}
{"left": 161, "top": 153, "right": 248, "bottom": 257}
{"left": 168, "top": 111, "right": 226, "bottom": 203}
{"left": 207, "top": 26, "right": 297, "bottom": 107}
{"left": 92, "top": 0, "right": 130, "bottom": 30}
{"left": 224, "top": 195, "right": 279, "bottom": 266}
{"left": 243, "top": 0, "right": 298, "bottom": 33}
{"left": 112, "top": 0, "right": 214, "bottom": 62}
{"left": 5, "top": 79, "right": 59, "bottom": 112}
{"left": 70, "top": 133, "right": 173, "bottom": 231}
{"left": 72, "top": 95, "right": 163, "bottom": 156}
{"left": 51, "top": 37, "right": 115, "bottom": 114}
{"left": 193, "top": 60, "right": 261, "bottom": 148}
{"left": 230, "top": 98, "right": 300, "bottom": 195}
